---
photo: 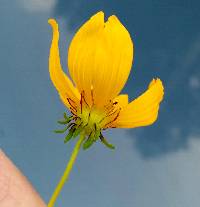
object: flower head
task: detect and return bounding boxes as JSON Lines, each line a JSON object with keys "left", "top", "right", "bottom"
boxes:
{"left": 48, "top": 11, "right": 164, "bottom": 149}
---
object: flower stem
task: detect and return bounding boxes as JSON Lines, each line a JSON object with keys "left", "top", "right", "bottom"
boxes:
{"left": 47, "top": 133, "right": 85, "bottom": 207}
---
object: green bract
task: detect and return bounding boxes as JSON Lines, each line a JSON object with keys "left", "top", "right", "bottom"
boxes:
{"left": 54, "top": 112, "right": 115, "bottom": 150}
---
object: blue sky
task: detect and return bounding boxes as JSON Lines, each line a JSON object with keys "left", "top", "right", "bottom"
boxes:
{"left": 0, "top": 0, "right": 200, "bottom": 206}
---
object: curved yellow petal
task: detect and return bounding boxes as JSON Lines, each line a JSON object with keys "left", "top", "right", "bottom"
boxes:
{"left": 114, "top": 79, "right": 164, "bottom": 128}
{"left": 68, "top": 11, "right": 133, "bottom": 107}
{"left": 48, "top": 19, "right": 80, "bottom": 109}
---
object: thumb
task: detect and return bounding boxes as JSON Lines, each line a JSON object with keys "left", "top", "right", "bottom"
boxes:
{"left": 0, "top": 149, "right": 46, "bottom": 207}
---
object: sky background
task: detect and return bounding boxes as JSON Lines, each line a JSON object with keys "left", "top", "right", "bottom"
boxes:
{"left": 0, "top": 0, "right": 200, "bottom": 206}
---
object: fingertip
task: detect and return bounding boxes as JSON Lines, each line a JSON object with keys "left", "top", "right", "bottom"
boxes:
{"left": 0, "top": 148, "right": 6, "bottom": 162}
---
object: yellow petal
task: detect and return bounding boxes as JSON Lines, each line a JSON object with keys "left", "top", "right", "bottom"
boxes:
{"left": 113, "top": 94, "right": 129, "bottom": 108}
{"left": 114, "top": 79, "right": 164, "bottom": 128}
{"left": 68, "top": 11, "right": 133, "bottom": 107}
{"left": 48, "top": 19, "right": 80, "bottom": 108}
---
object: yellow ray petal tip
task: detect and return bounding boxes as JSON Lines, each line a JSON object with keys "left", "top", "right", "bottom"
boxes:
{"left": 92, "top": 11, "right": 104, "bottom": 18}
{"left": 89, "top": 11, "right": 104, "bottom": 27}
{"left": 108, "top": 15, "right": 118, "bottom": 22}
{"left": 48, "top": 18, "right": 58, "bottom": 30}
{"left": 149, "top": 78, "right": 164, "bottom": 102}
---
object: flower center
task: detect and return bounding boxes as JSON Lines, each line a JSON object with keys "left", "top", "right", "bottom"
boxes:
{"left": 67, "top": 91, "right": 121, "bottom": 131}
{"left": 77, "top": 106, "right": 105, "bottom": 135}
{"left": 55, "top": 91, "right": 120, "bottom": 150}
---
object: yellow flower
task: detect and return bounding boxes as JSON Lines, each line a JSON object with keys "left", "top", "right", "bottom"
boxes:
{"left": 48, "top": 11, "right": 164, "bottom": 149}
{"left": 47, "top": 11, "right": 165, "bottom": 207}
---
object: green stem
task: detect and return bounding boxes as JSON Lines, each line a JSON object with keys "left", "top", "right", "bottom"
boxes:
{"left": 47, "top": 133, "right": 85, "bottom": 207}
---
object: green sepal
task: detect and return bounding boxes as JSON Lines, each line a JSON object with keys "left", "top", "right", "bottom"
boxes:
{"left": 83, "top": 134, "right": 95, "bottom": 150}
{"left": 63, "top": 112, "right": 68, "bottom": 120}
{"left": 83, "top": 138, "right": 94, "bottom": 150}
{"left": 73, "top": 125, "right": 83, "bottom": 138}
{"left": 94, "top": 129, "right": 101, "bottom": 140}
{"left": 93, "top": 124, "right": 101, "bottom": 141}
{"left": 54, "top": 126, "right": 69, "bottom": 134}
{"left": 57, "top": 114, "right": 72, "bottom": 125}
{"left": 100, "top": 134, "right": 115, "bottom": 150}
{"left": 64, "top": 130, "right": 74, "bottom": 143}
{"left": 54, "top": 123, "right": 75, "bottom": 134}
{"left": 64, "top": 125, "right": 76, "bottom": 143}
{"left": 57, "top": 119, "right": 71, "bottom": 125}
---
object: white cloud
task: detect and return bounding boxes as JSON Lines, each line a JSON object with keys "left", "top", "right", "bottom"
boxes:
{"left": 84, "top": 130, "right": 200, "bottom": 207}
{"left": 189, "top": 76, "right": 200, "bottom": 89}
{"left": 19, "top": 0, "right": 57, "bottom": 12}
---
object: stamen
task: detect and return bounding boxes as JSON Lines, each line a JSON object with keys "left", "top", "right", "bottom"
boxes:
{"left": 67, "top": 97, "right": 77, "bottom": 114}
{"left": 71, "top": 110, "right": 77, "bottom": 117}
{"left": 74, "top": 116, "right": 81, "bottom": 121}
{"left": 98, "top": 106, "right": 119, "bottom": 124}
{"left": 91, "top": 86, "right": 95, "bottom": 105}
{"left": 106, "top": 108, "right": 119, "bottom": 118}
{"left": 104, "top": 100, "right": 113, "bottom": 110}
{"left": 80, "top": 90, "right": 90, "bottom": 114}
{"left": 82, "top": 91, "right": 89, "bottom": 108}
{"left": 106, "top": 106, "right": 115, "bottom": 115}
{"left": 70, "top": 107, "right": 77, "bottom": 114}
{"left": 80, "top": 92, "right": 83, "bottom": 114}
{"left": 103, "top": 108, "right": 121, "bottom": 129}
{"left": 67, "top": 97, "right": 77, "bottom": 108}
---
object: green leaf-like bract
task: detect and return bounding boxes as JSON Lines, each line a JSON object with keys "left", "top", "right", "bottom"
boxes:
{"left": 100, "top": 134, "right": 115, "bottom": 149}
{"left": 64, "top": 130, "right": 74, "bottom": 143}
{"left": 54, "top": 126, "right": 69, "bottom": 134}
{"left": 57, "top": 119, "right": 71, "bottom": 125}
{"left": 73, "top": 125, "right": 83, "bottom": 138}
{"left": 54, "top": 112, "right": 115, "bottom": 150}
{"left": 83, "top": 133, "right": 95, "bottom": 150}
